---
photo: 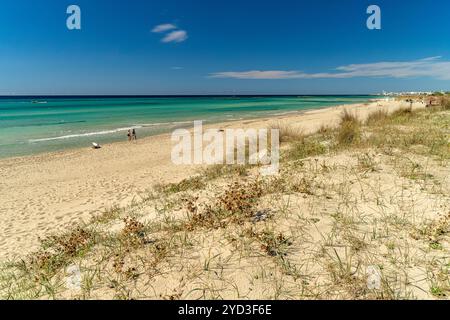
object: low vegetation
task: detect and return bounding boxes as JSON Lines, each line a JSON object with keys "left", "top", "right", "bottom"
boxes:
{"left": 337, "top": 110, "right": 361, "bottom": 146}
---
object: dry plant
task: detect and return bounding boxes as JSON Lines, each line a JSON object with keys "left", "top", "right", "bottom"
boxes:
{"left": 337, "top": 109, "right": 361, "bottom": 146}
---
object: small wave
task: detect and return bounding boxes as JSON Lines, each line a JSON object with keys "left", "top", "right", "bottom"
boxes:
{"left": 29, "top": 126, "right": 143, "bottom": 143}
{"left": 271, "top": 110, "right": 301, "bottom": 116}
{"left": 27, "top": 121, "right": 195, "bottom": 143}
{"left": 133, "top": 121, "right": 193, "bottom": 127}
{"left": 11, "top": 120, "right": 87, "bottom": 128}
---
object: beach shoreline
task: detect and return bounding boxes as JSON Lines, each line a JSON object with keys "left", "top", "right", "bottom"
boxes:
{"left": 0, "top": 96, "right": 378, "bottom": 160}
{"left": 0, "top": 98, "right": 424, "bottom": 260}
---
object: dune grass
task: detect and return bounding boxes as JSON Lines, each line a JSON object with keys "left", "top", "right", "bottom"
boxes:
{"left": 337, "top": 109, "right": 361, "bottom": 146}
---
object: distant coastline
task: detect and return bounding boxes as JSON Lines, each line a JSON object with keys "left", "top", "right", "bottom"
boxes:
{"left": 0, "top": 94, "right": 378, "bottom": 98}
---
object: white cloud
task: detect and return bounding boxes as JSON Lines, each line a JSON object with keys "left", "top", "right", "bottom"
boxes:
{"left": 210, "top": 57, "right": 450, "bottom": 80}
{"left": 210, "top": 71, "right": 303, "bottom": 79}
{"left": 152, "top": 23, "right": 177, "bottom": 33}
{"left": 162, "top": 30, "right": 188, "bottom": 43}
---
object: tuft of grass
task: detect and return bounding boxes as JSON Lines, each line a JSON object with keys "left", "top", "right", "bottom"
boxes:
{"left": 318, "top": 124, "right": 333, "bottom": 134}
{"left": 337, "top": 121, "right": 360, "bottom": 146}
{"left": 201, "top": 164, "right": 249, "bottom": 180}
{"left": 272, "top": 123, "right": 304, "bottom": 143}
{"left": 286, "top": 139, "right": 326, "bottom": 160}
{"left": 336, "top": 109, "right": 361, "bottom": 146}
{"left": 412, "top": 212, "right": 450, "bottom": 244}
{"left": 155, "top": 176, "right": 206, "bottom": 194}
{"left": 399, "top": 160, "right": 433, "bottom": 181}
{"left": 325, "top": 247, "right": 360, "bottom": 286}
{"left": 357, "top": 152, "right": 377, "bottom": 172}
{"left": 366, "top": 108, "right": 449, "bottom": 160}
{"left": 120, "top": 217, "right": 150, "bottom": 248}
{"left": 184, "top": 180, "right": 264, "bottom": 231}
{"left": 291, "top": 177, "right": 315, "bottom": 195}
{"left": 245, "top": 228, "right": 292, "bottom": 257}
{"left": 440, "top": 97, "right": 450, "bottom": 110}
{"left": 40, "top": 228, "right": 94, "bottom": 258}
{"left": 340, "top": 109, "right": 359, "bottom": 124}
{"left": 218, "top": 181, "right": 263, "bottom": 216}
{"left": 27, "top": 227, "right": 97, "bottom": 277}
{"left": 390, "top": 107, "right": 414, "bottom": 122}
{"left": 430, "top": 285, "right": 448, "bottom": 298}
{"left": 429, "top": 242, "right": 443, "bottom": 250}
{"left": 91, "top": 206, "right": 122, "bottom": 224}
{"left": 366, "top": 109, "right": 389, "bottom": 126}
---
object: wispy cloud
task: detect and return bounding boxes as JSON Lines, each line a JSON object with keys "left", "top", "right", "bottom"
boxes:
{"left": 162, "top": 30, "right": 188, "bottom": 43}
{"left": 210, "top": 57, "right": 450, "bottom": 80}
{"left": 210, "top": 71, "right": 303, "bottom": 79}
{"left": 152, "top": 23, "right": 188, "bottom": 43}
{"left": 152, "top": 23, "right": 177, "bottom": 33}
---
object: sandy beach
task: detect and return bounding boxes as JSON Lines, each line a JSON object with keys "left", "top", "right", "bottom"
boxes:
{"left": 0, "top": 99, "right": 426, "bottom": 260}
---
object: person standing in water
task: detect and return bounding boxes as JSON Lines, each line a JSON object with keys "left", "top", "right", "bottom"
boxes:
{"left": 127, "top": 129, "right": 132, "bottom": 142}
{"left": 132, "top": 129, "right": 137, "bottom": 141}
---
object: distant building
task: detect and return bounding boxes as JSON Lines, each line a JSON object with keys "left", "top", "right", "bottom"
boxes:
{"left": 381, "top": 91, "right": 433, "bottom": 96}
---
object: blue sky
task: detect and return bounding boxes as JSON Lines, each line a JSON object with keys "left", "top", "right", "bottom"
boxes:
{"left": 1, "top": 0, "right": 450, "bottom": 95}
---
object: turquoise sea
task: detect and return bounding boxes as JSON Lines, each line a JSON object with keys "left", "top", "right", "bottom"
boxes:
{"left": 0, "top": 96, "right": 376, "bottom": 159}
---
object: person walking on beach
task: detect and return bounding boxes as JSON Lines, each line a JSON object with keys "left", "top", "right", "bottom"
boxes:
{"left": 132, "top": 129, "right": 137, "bottom": 141}
{"left": 127, "top": 129, "right": 132, "bottom": 142}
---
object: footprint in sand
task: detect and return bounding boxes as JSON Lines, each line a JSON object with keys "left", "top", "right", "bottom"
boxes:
{"left": 37, "top": 222, "right": 46, "bottom": 229}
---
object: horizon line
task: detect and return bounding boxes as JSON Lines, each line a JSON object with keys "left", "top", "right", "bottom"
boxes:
{"left": 0, "top": 94, "right": 383, "bottom": 98}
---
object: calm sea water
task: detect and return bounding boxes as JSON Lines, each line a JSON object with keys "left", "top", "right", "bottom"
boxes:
{"left": 0, "top": 96, "right": 376, "bottom": 158}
